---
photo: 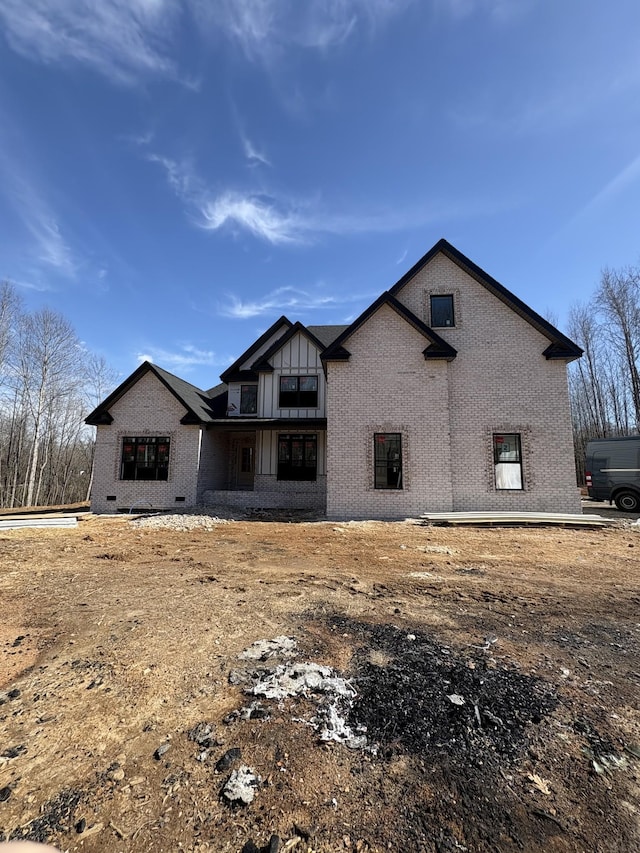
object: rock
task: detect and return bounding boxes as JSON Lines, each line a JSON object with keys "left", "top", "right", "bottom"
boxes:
{"left": 154, "top": 743, "right": 171, "bottom": 760}
{"left": 267, "top": 834, "right": 281, "bottom": 852}
{"left": 241, "top": 842, "right": 260, "bottom": 853}
{"left": 111, "top": 768, "right": 125, "bottom": 781}
{"left": 222, "top": 765, "right": 262, "bottom": 805}
{"left": 1, "top": 745, "right": 27, "bottom": 759}
{"left": 7, "top": 688, "right": 20, "bottom": 700}
{"left": 0, "top": 786, "right": 11, "bottom": 802}
{"left": 75, "top": 818, "right": 87, "bottom": 833}
{"left": 293, "top": 823, "right": 311, "bottom": 840}
{"left": 187, "top": 721, "right": 215, "bottom": 747}
{"left": 222, "top": 710, "right": 240, "bottom": 725}
{"left": 238, "top": 636, "right": 297, "bottom": 661}
{"left": 216, "top": 747, "right": 242, "bottom": 772}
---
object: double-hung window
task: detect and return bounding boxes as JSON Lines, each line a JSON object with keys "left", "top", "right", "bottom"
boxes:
{"left": 278, "top": 434, "right": 317, "bottom": 481}
{"left": 121, "top": 437, "right": 170, "bottom": 481}
{"left": 279, "top": 376, "right": 318, "bottom": 408}
{"left": 374, "top": 433, "right": 403, "bottom": 489}
{"left": 493, "top": 433, "right": 523, "bottom": 490}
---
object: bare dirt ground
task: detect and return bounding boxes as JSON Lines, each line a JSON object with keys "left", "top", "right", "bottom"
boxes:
{"left": 0, "top": 512, "right": 639, "bottom": 853}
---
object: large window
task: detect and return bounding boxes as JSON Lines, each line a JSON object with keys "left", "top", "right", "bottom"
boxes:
{"left": 493, "top": 433, "right": 523, "bottom": 490}
{"left": 430, "top": 294, "right": 455, "bottom": 328}
{"left": 374, "top": 433, "right": 403, "bottom": 489}
{"left": 240, "top": 384, "right": 258, "bottom": 414}
{"left": 121, "top": 436, "right": 170, "bottom": 481}
{"left": 279, "top": 376, "right": 318, "bottom": 408}
{"left": 278, "top": 434, "right": 317, "bottom": 481}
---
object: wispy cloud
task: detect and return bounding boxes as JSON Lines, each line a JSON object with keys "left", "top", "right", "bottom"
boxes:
{"left": 195, "top": 0, "right": 414, "bottom": 62}
{"left": 0, "top": 149, "right": 79, "bottom": 279}
{"left": 578, "top": 152, "right": 640, "bottom": 217}
{"left": 0, "top": 0, "right": 417, "bottom": 86}
{"left": 199, "top": 192, "right": 303, "bottom": 244}
{"left": 149, "top": 149, "right": 511, "bottom": 245}
{"left": 218, "top": 284, "right": 374, "bottom": 319}
{"left": 0, "top": 0, "right": 184, "bottom": 86}
{"left": 241, "top": 133, "right": 271, "bottom": 168}
{"left": 136, "top": 343, "right": 231, "bottom": 370}
{"left": 546, "top": 151, "right": 640, "bottom": 249}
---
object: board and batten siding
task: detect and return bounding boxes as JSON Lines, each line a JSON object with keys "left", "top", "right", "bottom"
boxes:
{"left": 260, "top": 331, "right": 326, "bottom": 418}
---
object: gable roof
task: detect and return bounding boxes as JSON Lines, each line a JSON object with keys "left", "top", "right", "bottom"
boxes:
{"left": 389, "top": 238, "right": 582, "bottom": 361}
{"left": 85, "top": 361, "right": 217, "bottom": 426}
{"left": 250, "top": 321, "right": 340, "bottom": 372}
{"left": 307, "top": 324, "right": 350, "bottom": 348}
{"left": 321, "top": 292, "right": 457, "bottom": 363}
{"left": 220, "top": 315, "right": 292, "bottom": 383}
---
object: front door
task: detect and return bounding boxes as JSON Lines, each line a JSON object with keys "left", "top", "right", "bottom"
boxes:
{"left": 236, "top": 437, "right": 255, "bottom": 490}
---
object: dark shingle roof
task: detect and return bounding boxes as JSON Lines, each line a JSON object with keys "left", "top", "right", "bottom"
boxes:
{"left": 85, "top": 362, "right": 218, "bottom": 426}
{"left": 321, "top": 293, "right": 457, "bottom": 363}
{"left": 220, "top": 315, "right": 292, "bottom": 383}
{"left": 306, "top": 324, "right": 350, "bottom": 348}
{"left": 389, "top": 238, "right": 582, "bottom": 361}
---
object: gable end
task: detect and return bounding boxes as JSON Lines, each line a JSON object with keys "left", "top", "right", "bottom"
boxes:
{"left": 390, "top": 238, "right": 582, "bottom": 362}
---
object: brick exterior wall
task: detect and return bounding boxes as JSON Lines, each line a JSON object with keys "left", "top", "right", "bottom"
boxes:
{"left": 326, "top": 256, "right": 580, "bottom": 519}
{"left": 327, "top": 304, "right": 453, "bottom": 519}
{"left": 90, "top": 371, "right": 202, "bottom": 513}
{"left": 196, "top": 430, "right": 230, "bottom": 499}
{"left": 91, "top": 251, "right": 579, "bottom": 519}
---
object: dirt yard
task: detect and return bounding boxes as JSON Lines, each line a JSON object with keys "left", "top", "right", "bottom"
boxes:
{"left": 0, "top": 512, "right": 639, "bottom": 853}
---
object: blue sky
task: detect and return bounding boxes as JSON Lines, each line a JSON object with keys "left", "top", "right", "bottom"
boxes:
{"left": 1, "top": 0, "right": 639, "bottom": 391}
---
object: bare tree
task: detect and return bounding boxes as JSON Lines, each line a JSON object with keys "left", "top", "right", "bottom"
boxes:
{"left": 14, "top": 308, "right": 83, "bottom": 507}
{"left": 594, "top": 265, "right": 640, "bottom": 429}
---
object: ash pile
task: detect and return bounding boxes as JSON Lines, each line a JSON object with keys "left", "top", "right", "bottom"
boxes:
{"left": 330, "top": 616, "right": 558, "bottom": 765}
{"left": 228, "top": 636, "right": 367, "bottom": 749}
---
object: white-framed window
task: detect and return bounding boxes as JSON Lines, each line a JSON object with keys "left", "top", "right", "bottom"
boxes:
{"left": 493, "top": 433, "right": 523, "bottom": 490}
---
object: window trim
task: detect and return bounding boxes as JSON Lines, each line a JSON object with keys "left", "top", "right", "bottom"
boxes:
{"left": 374, "top": 432, "right": 403, "bottom": 490}
{"left": 493, "top": 432, "right": 524, "bottom": 491}
{"left": 277, "top": 433, "right": 317, "bottom": 481}
{"left": 278, "top": 375, "right": 319, "bottom": 409}
{"left": 120, "top": 436, "right": 170, "bottom": 481}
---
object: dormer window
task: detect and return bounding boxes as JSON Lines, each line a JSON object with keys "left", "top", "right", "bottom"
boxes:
{"left": 430, "top": 294, "right": 455, "bottom": 328}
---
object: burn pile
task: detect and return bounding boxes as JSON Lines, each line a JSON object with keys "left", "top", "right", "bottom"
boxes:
{"left": 333, "top": 617, "right": 558, "bottom": 765}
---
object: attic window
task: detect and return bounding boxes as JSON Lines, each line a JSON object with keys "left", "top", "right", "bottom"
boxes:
{"left": 120, "top": 436, "right": 170, "bottom": 481}
{"left": 430, "top": 294, "right": 455, "bottom": 328}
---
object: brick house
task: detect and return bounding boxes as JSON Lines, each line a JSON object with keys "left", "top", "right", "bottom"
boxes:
{"left": 86, "top": 239, "right": 583, "bottom": 518}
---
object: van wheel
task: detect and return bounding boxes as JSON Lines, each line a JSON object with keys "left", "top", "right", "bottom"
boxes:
{"left": 614, "top": 491, "right": 640, "bottom": 512}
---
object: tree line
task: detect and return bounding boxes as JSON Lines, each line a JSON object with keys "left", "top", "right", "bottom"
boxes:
{"left": 568, "top": 263, "right": 640, "bottom": 482}
{"left": 0, "top": 282, "right": 117, "bottom": 508}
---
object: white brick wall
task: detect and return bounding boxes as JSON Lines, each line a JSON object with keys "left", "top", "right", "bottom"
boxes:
{"left": 327, "top": 303, "right": 453, "bottom": 519}
{"left": 327, "top": 255, "right": 580, "bottom": 519}
{"left": 91, "top": 371, "right": 202, "bottom": 513}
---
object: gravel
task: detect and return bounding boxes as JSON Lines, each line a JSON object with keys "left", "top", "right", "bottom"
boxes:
{"left": 130, "top": 508, "right": 235, "bottom": 530}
